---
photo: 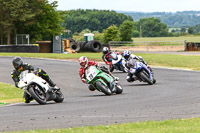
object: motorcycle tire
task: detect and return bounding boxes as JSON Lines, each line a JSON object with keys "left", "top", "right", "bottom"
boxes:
{"left": 54, "top": 90, "right": 64, "bottom": 103}
{"left": 96, "top": 81, "right": 112, "bottom": 95}
{"left": 153, "top": 79, "right": 156, "bottom": 84}
{"left": 110, "top": 66, "right": 114, "bottom": 72}
{"left": 28, "top": 85, "right": 47, "bottom": 105}
{"left": 139, "top": 71, "right": 153, "bottom": 85}
{"left": 115, "top": 83, "right": 123, "bottom": 94}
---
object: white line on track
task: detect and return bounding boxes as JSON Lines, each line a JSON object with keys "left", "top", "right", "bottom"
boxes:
{"left": 0, "top": 102, "right": 24, "bottom": 108}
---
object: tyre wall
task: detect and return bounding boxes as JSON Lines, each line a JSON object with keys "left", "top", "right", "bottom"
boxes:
{"left": 70, "top": 40, "right": 103, "bottom": 52}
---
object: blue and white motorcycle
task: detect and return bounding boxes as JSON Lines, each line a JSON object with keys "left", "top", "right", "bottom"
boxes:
{"left": 110, "top": 52, "right": 128, "bottom": 73}
{"left": 129, "top": 60, "right": 156, "bottom": 85}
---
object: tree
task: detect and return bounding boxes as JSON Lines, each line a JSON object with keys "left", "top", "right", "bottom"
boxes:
{"left": 79, "top": 29, "right": 91, "bottom": 36}
{"left": 17, "top": 0, "right": 64, "bottom": 43}
{"left": 188, "top": 27, "right": 194, "bottom": 34}
{"left": 0, "top": 0, "right": 35, "bottom": 44}
{"left": 135, "top": 17, "right": 169, "bottom": 37}
{"left": 181, "top": 27, "right": 186, "bottom": 32}
{"left": 61, "top": 9, "right": 133, "bottom": 33}
{"left": 103, "top": 25, "right": 121, "bottom": 44}
{"left": 0, "top": 0, "right": 63, "bottom": 44}
{"left": 132, "top": 30, "right": 140, "bottom": 37}
{"left": 119, "top": 20, "right": 134, "bottom": 41}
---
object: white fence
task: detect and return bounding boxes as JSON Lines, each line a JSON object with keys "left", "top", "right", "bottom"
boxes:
{"left": 16, "top": 34, "right": 30, "bottom": 45}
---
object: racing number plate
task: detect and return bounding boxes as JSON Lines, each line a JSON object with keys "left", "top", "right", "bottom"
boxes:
{"left": 86, "top": 69, "right": 97, "bottom": 81}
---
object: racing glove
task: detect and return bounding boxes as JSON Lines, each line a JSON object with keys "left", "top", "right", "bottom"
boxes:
{"left": 81, "top": 78, "right": 86, "bottom": 83}
{"left": 105, "top": 61, "right": 112, "bottom": 68}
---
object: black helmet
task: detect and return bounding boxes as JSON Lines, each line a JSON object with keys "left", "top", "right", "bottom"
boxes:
{"left": 102, "top": 47, "right": 109, "bottom": 54}
{"left": 12, "top": 56, "right": 23, "bottom": 69}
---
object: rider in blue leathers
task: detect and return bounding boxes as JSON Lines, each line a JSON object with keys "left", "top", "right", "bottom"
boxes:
{"left": 123, "top": 50, "right": 155, "bottom": 83}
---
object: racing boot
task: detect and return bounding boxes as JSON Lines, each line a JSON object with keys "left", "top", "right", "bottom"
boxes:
{"left": 147, "top": 66, "right": 156, "bottom": 84}
{"left": 23, "top": 92, "right": 33, "bottom": 103}
{"left": 44, "top": 76, "right": 60, "bottom": 90}
{"left": 127, "top": 73, "right": 137, "bottom": 82}
{"left": 47, "top": 80, "right": 60, "bottom": 91}
{"left": 88, "top": 85, "right": 95, "bottom": 91}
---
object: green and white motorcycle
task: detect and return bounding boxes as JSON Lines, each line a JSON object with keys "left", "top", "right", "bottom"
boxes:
{"left": 85, "top": 66, "right": 123, "bottom": 95}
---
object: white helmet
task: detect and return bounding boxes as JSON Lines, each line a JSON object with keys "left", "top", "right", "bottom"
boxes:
{"left": 79, "top": 56, "right": 88, "bottom": 68}
{"left": 102, "top": 47, "right": 109, "bottom": 54}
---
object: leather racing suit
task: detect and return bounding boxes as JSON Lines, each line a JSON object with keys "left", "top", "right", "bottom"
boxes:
{"left": 11, "top": 63, "right": 56, "bottom": 103}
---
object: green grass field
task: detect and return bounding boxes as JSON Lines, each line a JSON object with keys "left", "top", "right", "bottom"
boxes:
{"left": 7, "top": 117, "right": 200, "bottom": 133}
{"left": 1, "top": 52, "right": 200, "bottom": 70}
{"left": 133, "top": 36, "right": 200, "bottom": 42}
{"left": 0, "top": 82, "right": 23, "bottom": 104}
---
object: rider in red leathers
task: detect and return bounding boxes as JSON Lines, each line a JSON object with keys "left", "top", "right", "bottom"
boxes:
{"left": 102, "top": 47, "right": 121, "bottom": 72}
{"left": 102, "top": 47, "right": 112, "bottom": 68}
{"left": 79, "top": 56, "right": 119, "bottom": 91}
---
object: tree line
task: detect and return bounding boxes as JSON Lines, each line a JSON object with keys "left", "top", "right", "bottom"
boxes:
{"left": 59, "top": 9, "right": 133, "bottom": 33}
{"left": 1, "top": 0, "right": 200, "bottom": 45}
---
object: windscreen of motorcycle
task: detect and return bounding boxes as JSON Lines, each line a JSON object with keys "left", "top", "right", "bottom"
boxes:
{"left": 110, "top": 52, "right": 118, "bottom": 60}
{"left": 86, "top": 66, "right": 97, "bottom": 81}
{"left": 127, "top": 59, "right": 136, "bottom": 68}
{"left": 19, "top": 70, "right": 29, "bottom": 81}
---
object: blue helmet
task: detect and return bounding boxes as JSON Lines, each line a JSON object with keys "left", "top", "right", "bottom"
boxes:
{"left": 123, "top": 50, "right": 131, "bottom": 60}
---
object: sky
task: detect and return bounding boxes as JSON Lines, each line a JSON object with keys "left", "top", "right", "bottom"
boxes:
{"left": 50, "top": 0, "right": 200, "bottom": 12}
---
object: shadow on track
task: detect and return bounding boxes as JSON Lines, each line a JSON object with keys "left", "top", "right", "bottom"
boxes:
{"left": 15, "top": 101, "right": 60, "bottom": 106}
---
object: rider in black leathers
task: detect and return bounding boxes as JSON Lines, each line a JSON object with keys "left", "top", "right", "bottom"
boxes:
{"left": 11, "top": 56, "right": 59, "bottom": 103}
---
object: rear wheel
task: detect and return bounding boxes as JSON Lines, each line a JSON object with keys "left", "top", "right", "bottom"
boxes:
{"left": 96, "top": 81, "right": 112, "bottom": 95}
{"left": 115, "top": 83, "right": 123, "bottom": 94}
{"left": 139, "top": 71, "right": 153, "bottom": 85}
{"left": 54, "top": 90, "right": 64, "bottom": 103}
{"left": 28, "top": 85, "right": 47, "bottom": 105}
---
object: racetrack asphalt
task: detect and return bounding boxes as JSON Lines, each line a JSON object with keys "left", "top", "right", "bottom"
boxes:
{"left": 0, "top": 56, "right": 200, "bottom": 132}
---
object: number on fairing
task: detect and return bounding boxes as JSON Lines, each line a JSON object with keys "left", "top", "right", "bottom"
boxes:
{"left": 86, "top": 69, "right": 97, "bottom": 81}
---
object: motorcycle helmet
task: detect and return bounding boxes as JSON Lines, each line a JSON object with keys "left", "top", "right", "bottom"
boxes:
{"left": 123, "top": 50, "right": 131, "bottom": 61}
{"left": 12, "top": 56, "right": 23, "bottom": 70}
{"left": 79, "top": 56, "right": 88, "bottom": 68}
{"left": 102, "top": 47, "right": 109, "bottom": 54}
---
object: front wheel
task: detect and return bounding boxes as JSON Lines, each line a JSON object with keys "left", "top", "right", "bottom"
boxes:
{"left": 139, "top": 71, "right": 153, "bottom": 85}
{"left": 54, "top": 90, "right": 64, "bottom": 103}
{"left": 28, "top": 85, "right": 47, "bottom": 105}
{"left": 96, "top": 81, "right": 112, "bottom": 95}
{"left": 115, "top": 83, "right": 123, "bottom": 94}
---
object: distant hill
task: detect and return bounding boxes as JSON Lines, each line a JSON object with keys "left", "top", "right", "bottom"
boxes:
{"left": 118, "top": 11, "right": 200, "bottom": 28}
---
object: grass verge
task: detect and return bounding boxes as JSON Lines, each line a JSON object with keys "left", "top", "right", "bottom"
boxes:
{"left": 7, "top": 117, "right": 200, "bottom": 133}
{"left": 133, "top": 36, "right": 200, "bottom": 42}
{"left": 0, "top": 82, "right": 23, "bottom": 104}
{"left": 1, "top": 52, "right": 200, "bottom": 71}
{"left": 0, "top": 52, "right": 102, "bottom": 61}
